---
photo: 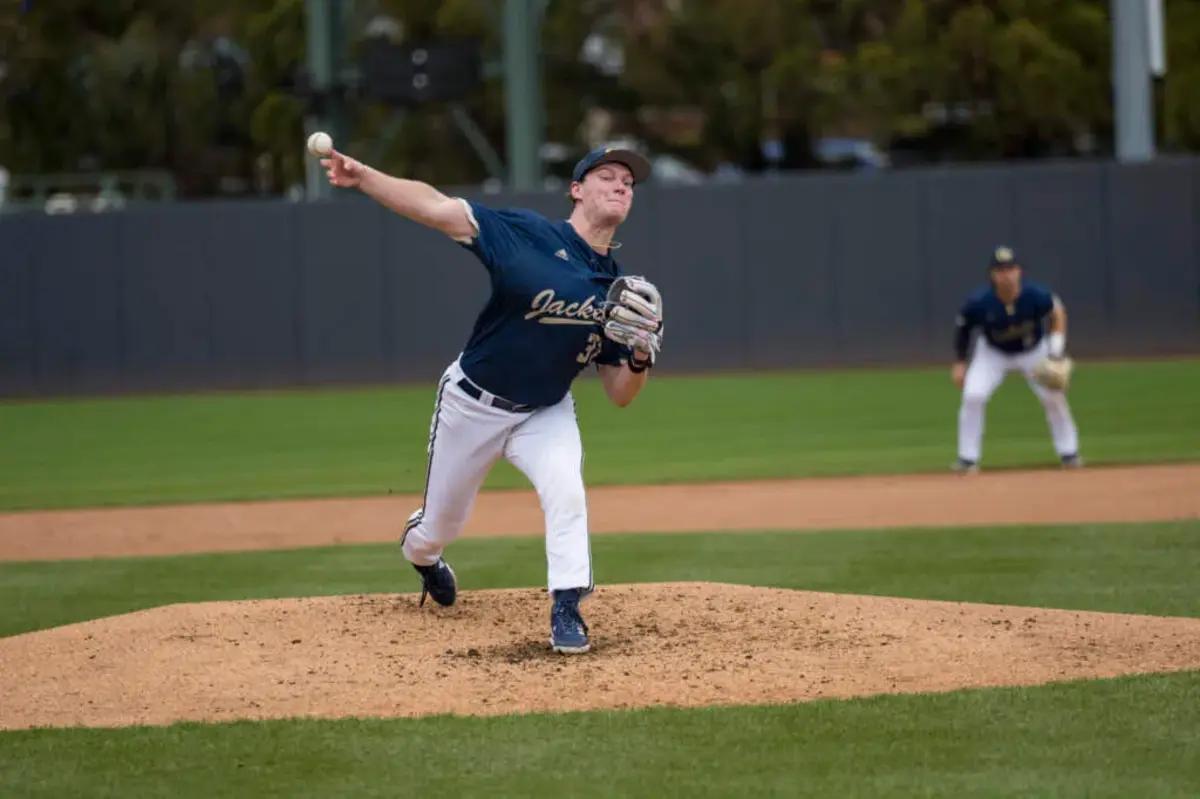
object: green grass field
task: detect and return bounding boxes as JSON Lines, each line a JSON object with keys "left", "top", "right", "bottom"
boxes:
{"left": 4, "top": 674, "right": 1197, "bottom": 798}
{"left": 2, "top": 522, "right": 1198, "bottom": 797}
{"left": 1, "top": 359, "right": 1197, "bottom": 510}
{"left": 2, "top": 360, "right": 1198, "bottom": 796}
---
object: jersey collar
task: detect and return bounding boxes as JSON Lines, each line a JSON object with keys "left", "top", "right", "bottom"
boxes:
{"left": 556, "top": 220, "right": 618, "bottom": 276}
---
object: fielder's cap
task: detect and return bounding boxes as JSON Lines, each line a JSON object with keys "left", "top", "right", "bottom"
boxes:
{"left": 989, "top": 245, "right": 1018, "bottom": 268}
{"left": 571, "top": 146, "right": 652, "bottom": 184}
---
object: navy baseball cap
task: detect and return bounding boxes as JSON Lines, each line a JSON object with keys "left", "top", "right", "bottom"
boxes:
{"left": 989, "top": 246, "right": 1018, "bottom": 268}
{"left": 571, "top": 146, "right": 652, "bottom": 184}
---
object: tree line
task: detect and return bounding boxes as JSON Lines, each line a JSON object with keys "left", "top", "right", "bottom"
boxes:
{"left": 1, "top": 0, "right": 1197, "bottom": 198}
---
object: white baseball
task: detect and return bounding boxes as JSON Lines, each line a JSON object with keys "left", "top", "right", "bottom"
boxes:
{"left": 307, "top": 131, "right": 333, "bottom": 157}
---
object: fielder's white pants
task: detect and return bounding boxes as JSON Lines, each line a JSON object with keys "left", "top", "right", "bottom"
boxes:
{"left": 401, "top": 359, "right": 592, "bottom": 593}
{"left": 958, "top": 339, "right": 1080, "bottom": 463}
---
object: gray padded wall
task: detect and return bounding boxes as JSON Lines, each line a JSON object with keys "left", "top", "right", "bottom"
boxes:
{"left": 1, "top": 158, "right": 1196, "bottom": 397}
{"left": 295, "top": 201, "right": 387, "bottom": 383}
{"left": 1010, "top": 163, "right": 1111, "bottom": 353}
{"left": 831, "top": 173, "right": 927, "bottom": 363}
{"left": 0, "top": 214, "right": 37, "bottom": 394}
{"left": 31, "top": 214, "right": 125, "bottom": 393}
{"left": 741, "top": 177, "right": 840, "bottom": 368}
{"left": 119, "top": 205, "right": 215, "bottom": 389}
{"left": 1105, "top": 161, "right": 1200, "bottom": 354}
{"left": 204, "top": 203, "right": 303, "bottom": 386}
{"left": 649, "top": 185, "right": 749, "bottom": 370}
{"left": 920, "top": 166, "right": 1017, "bottom": 353}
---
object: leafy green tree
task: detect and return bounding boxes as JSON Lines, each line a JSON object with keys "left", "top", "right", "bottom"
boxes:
{"left": 1, "top": 0, "right": 1197, "bottom": 198}
{"left": 1163, "top": 0, "right": 1200, "bottom": 150}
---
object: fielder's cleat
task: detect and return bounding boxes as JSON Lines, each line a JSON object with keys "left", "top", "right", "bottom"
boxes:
{"left": 1060, "top": 453, "right": 1084, "bottom": 469}
{"left": 549, "top": 588, "right": 591, "bottom": 654}
{"left": 413, "top": 558, "right": 457, "bottom": 607}
{"left": 952, "top": 458, "right": 980, "bottom": 474}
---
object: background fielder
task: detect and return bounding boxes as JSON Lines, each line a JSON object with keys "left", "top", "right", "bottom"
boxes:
{"left": 952, "top": 246, "right": 1082, "bottom": 472}
{"left": 321, "top": 143, "right": 663, "bottom": 655}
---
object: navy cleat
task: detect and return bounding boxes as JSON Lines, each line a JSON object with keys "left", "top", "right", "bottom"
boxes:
{"left": 413, "top": 558, "right": 457, "bottom": 607}
{"left": 549, "top": 588, "right": 591, "bottom": 654}
{"left": 952, "top": 458, "right": 980, "bottom": 474}
{"left": 1060, "top": 453, "right": 1084, "bottom": 469}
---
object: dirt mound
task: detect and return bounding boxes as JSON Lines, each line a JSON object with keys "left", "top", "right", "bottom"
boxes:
{"left": 2, "top": 582, "right": 1198, "bottom": 730}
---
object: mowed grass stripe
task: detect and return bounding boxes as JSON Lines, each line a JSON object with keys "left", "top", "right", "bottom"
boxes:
{"left": 1, "top": 521, "right": 1196, "bottom": 638}
{"left": 1, "top": 360, "right": 1197, "bottom": 510}
{"left": 1, "top": 671, "right": 1197, "bottom": 798}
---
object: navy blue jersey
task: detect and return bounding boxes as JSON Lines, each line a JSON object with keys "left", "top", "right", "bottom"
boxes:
{"left": 455, "top": 200, "right": 632, "bottom": 407}
{"left": 956, "top": 282, "right": 1057, "bottom": 355}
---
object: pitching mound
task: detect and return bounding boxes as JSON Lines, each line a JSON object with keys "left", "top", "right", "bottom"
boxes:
{"left": 3, "top": 582, "right": 1199, "bottom": 730}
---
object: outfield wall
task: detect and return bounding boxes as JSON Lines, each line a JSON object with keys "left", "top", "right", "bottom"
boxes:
{"left": 1, "top": 158, "right": 1197, "bottom": 396}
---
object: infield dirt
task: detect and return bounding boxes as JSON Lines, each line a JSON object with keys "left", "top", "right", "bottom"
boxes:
{"left": 1, "top": 463, "right": 1197, "bottom": 729}
{"left": 4, "top": 582, "right": 1200, "bottom": 730}
{"left": 1, "top": 463, "right": 1196, "bottom": 562}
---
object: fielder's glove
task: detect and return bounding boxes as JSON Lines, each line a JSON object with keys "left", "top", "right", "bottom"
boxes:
{"left": 1031, "top": 356, "right": 1074, "bottom": 391}
{"left": 603, "top": 276, "right": 663, "bottom": 366}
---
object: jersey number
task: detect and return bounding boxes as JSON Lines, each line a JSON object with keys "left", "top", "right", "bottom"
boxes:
{"left": 576, "top": 333, "right": 602, "bottom": 365}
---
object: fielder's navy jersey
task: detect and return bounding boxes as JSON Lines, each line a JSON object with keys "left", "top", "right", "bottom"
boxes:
{"left": 455, "top": 200, "right": 632, "bottom": 407}
{"left": 957, "top": 282, "right": 1056, "bottom": 354}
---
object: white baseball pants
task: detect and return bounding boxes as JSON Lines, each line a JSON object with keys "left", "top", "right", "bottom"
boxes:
{"left": 958, "top": 339, "right": 1080, "bottom": 463}
{"left": 401, "top": 359, "right": 592, "bottom": 593}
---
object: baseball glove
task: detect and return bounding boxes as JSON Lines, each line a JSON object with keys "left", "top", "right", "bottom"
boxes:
{"left": 603, "top": 276, "right": 663, "bottom": 363}
{"left": 1031, "top": 356, "right": 1074, "bottom": 391}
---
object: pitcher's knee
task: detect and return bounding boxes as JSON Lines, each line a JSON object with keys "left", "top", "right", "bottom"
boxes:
{"left": 403, "top": 507, "right": 424, "bottom": 537}
{"left": 403, "top": 509, "right": 466, "bottom": 554}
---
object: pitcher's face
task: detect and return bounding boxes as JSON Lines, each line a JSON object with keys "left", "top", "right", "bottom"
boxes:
{"left": 571, "top": 163, "right": 634, "bottom": 225}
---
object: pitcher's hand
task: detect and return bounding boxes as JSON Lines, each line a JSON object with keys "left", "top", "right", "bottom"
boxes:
{"left": 951, "top": 362, "right": 966, "bottom": 389}
{"left": 321, "top": 150, "right": 366, "bottom": 189}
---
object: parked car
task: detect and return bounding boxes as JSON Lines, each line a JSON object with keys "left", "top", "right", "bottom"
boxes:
{"left": 813, "top": 138, "right": 891, "bottom": 170}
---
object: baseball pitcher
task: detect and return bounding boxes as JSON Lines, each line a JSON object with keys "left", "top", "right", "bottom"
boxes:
{"left": 320, "top": 144, "right": 662, "bottom": 654}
